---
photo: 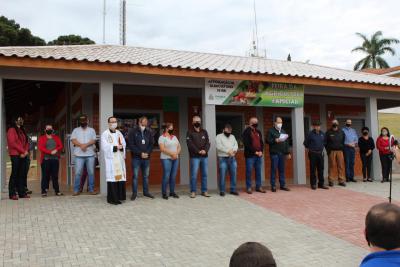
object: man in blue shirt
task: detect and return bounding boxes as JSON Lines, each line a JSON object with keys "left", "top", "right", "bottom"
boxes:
{"left": 342, "top": 119, "right": 358, "bottom": 183}
{"left": 360, "top": 203, "right": 400, "bottom": 267}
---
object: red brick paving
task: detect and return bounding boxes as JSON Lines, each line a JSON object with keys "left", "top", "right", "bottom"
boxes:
{"left": 240, "top": 186, "right": 398, "bottom": 249}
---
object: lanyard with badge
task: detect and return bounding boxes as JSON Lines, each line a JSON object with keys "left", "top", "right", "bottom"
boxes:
{"left": 141, "top": 130, "right": 146, "bottom": 145}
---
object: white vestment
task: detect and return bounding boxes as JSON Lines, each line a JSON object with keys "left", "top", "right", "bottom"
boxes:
{"left": 101, "top": 129, "right": 127, "bottom": 182}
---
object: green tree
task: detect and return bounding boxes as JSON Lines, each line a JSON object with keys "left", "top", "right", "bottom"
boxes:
{"left": 352, "top": 31, "right": 399, "bottom": 70}
{"left": 47, "top": 34, "right": 95, "bottom": 45}
{"left": 0, "top": 16, "right": 45, "bottom": 46}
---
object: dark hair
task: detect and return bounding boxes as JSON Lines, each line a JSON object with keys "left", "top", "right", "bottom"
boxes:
{"left": 11, "top": 115, "right": 28, "bottom": 142}
{"left": 365, "top": 203, "right": 400, "bottom": 250}
{"left": 107, "top": 116, "right": 117, "bottom": 123}
{"left": 224, "top": 124, "right": 232, "bottom": 130}
{"left": 161, "top": 122, "right": 173, "bottom": 133}
{"left": 380, "top": 127, "right": 390, "bottom": 137}
{"left": 274, "top": 116, "right": 282, "bottom": 123}
{"left": 79, "top": 114, "right": 88, "bottom": 120}
{"left": 229, "top": 242, "right": 276, "bottom": 267}
{"left": 362, "top": 127, "right": 369, "bottom": 132}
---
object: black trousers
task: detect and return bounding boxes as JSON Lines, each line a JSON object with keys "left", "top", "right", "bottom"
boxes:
{"left": 107, "top": 181, "right": 126, "bottom": 204}
{"left": 309, "top": 152, "right": 324, "bottom": 186}
{"left": 23, "top": 157, "right": 30, "bottom": 191}
{"left": 9, "top": 156, "right": 27, "bottom": 197}
{"left": 41, "top": 159, "right": 60, "bottom": 194}
{"left": 360, "top": 154, "right": 372, "bottom": 179}
{"left": 380, "top": 154, "right": 392, "bottom": 181}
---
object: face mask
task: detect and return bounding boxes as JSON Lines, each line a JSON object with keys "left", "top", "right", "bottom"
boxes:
{"left": 45, "top": 129, "right": 53, "bottom": 135}
{"left": 346, "top": 124, "right": 351, "bottom": 127}
{"left": 140, "top": 126, "right": 145, "bottom": 131}
{"left": 252, "top": 123, "right": 258, "bottom": 128}
{"left": 362, "top": 131, "right": 369, "bottom": 136}
{"left": 224, "top": 132, "right": 231, "bottom": 137}
{"left": 276, "top": 123, "right": 282, "bottom": 129}
{"left": 193, "top": 122, "right": 201, "bottom": 128}
{"left": 168, "top": 129, "right": 174, "bottom": 135}
{"left": 332, "top": 124, "right": 338, "bottom": 128}
{"left": 80, "top": 122, "right": 88, "bottom": 128}
{"left": 382, "top": 131, "right": 388, "bottom": 136}
{"left": 110, "top": 123, "right": 117, "bottom": 130}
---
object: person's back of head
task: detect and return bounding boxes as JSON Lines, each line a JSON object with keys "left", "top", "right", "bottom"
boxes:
{"left": 229, "top": 242, "right": 277, "bottom": 267}
{"left": 365, "top": 203, "right": 400, "bottom": 251}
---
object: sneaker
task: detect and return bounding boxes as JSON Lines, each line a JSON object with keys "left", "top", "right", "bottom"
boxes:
{"left": 230, "top": 191, "right": 239, "bottom": 196}
{"left": 89, "top": 191, "right": 99, "bottom": 195}
{"left": 169, "top": 193, "right": 179, "bottom": 198}
{"left": 55, "top": 192, "right": 64, "bottom": 196}
{"left": 328, "top": 182, "right": 334, "bottom": 187}
{"left": 162, "top": 194, "right": 168, "bottom": 200}
{"left": 72, "top": 192, "right": 80, "bottom": 196}
{"left": 338, "top": 182, "right": 346, "bottom": 187}
{"left": 144, "top": 193, "right": 154, "bottom": 199}
{"left": 19, "top": 194, "right": 30, "bottom": 199}
{"left": 220, "top": 192, "right": 225, "bottom": 197}
{"left": 311, "top": 185, "right": 317, "bottom": 190}
{"left": 246, "top": 188, "right": 253, "bottom": 194}
{"left": 130, "top": 194, "right": 137, "bottom": 201}
{"left": 256, "top": 187, "right": 266, "bottom": 193}
{"left": 190, "top": 192, "right": 196, "bottom": 198}
{"left": 9, "top": 195, "right": 18, "bottom": 200}
{"left": 318, "top": 185, "right": 329, "bottom": 190}
{"left": 201, "top": 192, "right": 211, "bottom": 197}
{"left": 280, "top": 187, "right": 291, "bottom": 191}
{"left": 41, "top": 193, "right": 48, "bottom": 197}
{"left": 271, "top": 187, "right": 277, "bottom": 192}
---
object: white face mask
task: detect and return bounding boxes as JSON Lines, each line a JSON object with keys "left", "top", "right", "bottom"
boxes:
{"left": 110, "top": 123, "right": 117, "bottom": 130}
{"left": 140, "top": 126, "right": 146, "bottom": 131}
{"left": 276, "top": 123, "right": 283, "bottom": 129}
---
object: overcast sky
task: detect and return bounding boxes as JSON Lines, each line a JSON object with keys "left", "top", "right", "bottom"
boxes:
{"left": 2, "top": 0, "right": 400, "bottom": 70}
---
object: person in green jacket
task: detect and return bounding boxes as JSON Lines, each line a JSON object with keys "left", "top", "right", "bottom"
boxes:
{"left": 266, "top": 117, "right": 291, "bottom": 192}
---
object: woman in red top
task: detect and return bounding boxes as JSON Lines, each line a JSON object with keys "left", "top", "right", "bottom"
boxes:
{"left": 6, "top": 116, "right": 30, "bottom": 200}
{"left": 376, "top": 127, "right": 394, "bottom": 183}
{"left": 38, "top": 123, "right": 64, "bottom": 197}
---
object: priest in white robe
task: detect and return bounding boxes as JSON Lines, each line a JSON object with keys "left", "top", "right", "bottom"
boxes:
{"left": 101, "top": 116, "right": 127, "bottom": 205}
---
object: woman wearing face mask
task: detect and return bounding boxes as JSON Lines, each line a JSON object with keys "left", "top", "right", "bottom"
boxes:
{"left": 158, "top": 122, "right": 181, "bottom": 199}
{"left": 358, "top": 127, "right": 375, "bottom": 182}
{"left": 376, "top": 127, "right": 394, "bottom": 183}
{"left": 7, "top": 116, "right": 30, "bottom": 200}
{"left": 38, "top": 124, "right": 64, "bottom": 196}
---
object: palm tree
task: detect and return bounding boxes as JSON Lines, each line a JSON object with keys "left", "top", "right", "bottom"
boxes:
{"left": 352, "top": 31, "right": 399, "bottom": 70}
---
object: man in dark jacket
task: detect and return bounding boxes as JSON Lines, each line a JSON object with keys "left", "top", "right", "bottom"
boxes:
{"left": 186, "top": 115, "right": 210, "bottom": 198}
{"left": 324, "top": 119, "right": 346, "bottom": 187}
{"left": 303, "top": 120, "right": 329, "bottom": 190}
{"left": 128, "top": 116, "right": 154, "bottom": 200}
{"left": 266, "top": 117, "right": 291, "bottom": 192}
{"left": 242, "top": 117, "right": 266, "bottom": 194}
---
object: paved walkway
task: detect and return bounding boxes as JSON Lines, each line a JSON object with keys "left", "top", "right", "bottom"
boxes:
{"left": 1, "top": 178, "right": 399, "bottom": 267}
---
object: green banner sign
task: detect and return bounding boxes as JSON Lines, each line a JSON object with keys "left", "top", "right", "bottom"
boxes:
{"left": 205, "top": 79, "right": 304, "bottom": 108}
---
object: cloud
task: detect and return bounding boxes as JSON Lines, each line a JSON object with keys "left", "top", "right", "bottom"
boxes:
{"left": 1, "top": 0, "right": 399, "bottom": 69}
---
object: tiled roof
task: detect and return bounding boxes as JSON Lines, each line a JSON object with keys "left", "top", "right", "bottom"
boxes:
{"left": 361, "top": 66, "right": 400, "bottom": 75}
{"left": 0, "top": 44, "right": 400, "bottom": 86}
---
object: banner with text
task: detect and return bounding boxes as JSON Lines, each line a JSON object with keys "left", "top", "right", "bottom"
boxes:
{"left": 205, "top": 79, "right": 304, "bottom": 107}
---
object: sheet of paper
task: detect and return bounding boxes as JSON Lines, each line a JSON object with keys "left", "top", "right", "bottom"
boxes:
{"left": 278, "top": 133, "right": 289, "bottom": 142}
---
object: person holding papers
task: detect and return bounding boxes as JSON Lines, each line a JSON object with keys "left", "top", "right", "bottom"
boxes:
{"left": 101, "top": 116, "right": 127, "bottom": 205}
{"left": 266, "top": 116, "right": 291, "bottom": 192}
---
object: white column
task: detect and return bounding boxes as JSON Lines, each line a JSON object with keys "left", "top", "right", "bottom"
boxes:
{"left": 99, "top": 81, "right": 114, "bottom": 195}
{"left": 365, "top": 97, "right": 381, "bottom": 180}
{"left": 179, "top": 96, "right": 190, "bottom": 185}
{"left": 256, "top": 107, "right": 266, "bottom": 184}
{"left": 202, "top": 87, "right": 218, "bottom": 190}
{"left": 0, "top": 78, "right": 4, "bottom": 199}
{"left": 319, "top": 103, "right": 329, "bottom": 178}
{"left": 292, "top": 107, "right": 306, "bottom": 184}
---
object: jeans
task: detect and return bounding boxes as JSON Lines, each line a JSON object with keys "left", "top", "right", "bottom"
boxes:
{"left": 344, "top": 146, "right": 355, "bottom": 181}
{"left": 190, "top": 157, "right": 208, "bottom": 193}
{"left": 8, "top": 156, "right": 27, "bottom": 197}
{"left": 380, "top": 154, "right": 392, "bottom": 181}
{"left": 41, "top": 159, "right": 60, "bottom": 194}
{"left": 73, "top": 156, "right": 95, "bottom": 193}
{"left": 132, "top": 158, "right": 150, "bottom": 194}
{"left": 360, "top": 154, "right": 372, "bottom": 180}
{"left": 245, "top": 156, "right": 262, "bottom": 190}
{"left": 218, "top": 157, "right": 237, "bottom": 193}
{"left": 161, "top": 159, "right": 179, "bottom": 195}
{"left": 308, "top": 152, "right": 324, "bottom": 186}
{"left": 270, "top": 153, "right": 286, "bottom": 188}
